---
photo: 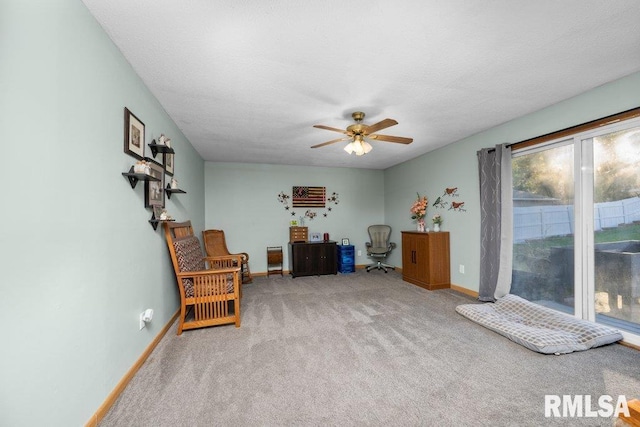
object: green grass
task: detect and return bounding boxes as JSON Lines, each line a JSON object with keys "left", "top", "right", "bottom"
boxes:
{"left": 593, "top": 223, "right": 640, "bottom": 243}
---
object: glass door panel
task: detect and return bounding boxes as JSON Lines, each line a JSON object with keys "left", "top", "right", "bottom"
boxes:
{"left": 511, "top": 143, "right": 575, "bottom": 314}
{"left": 591, "top": 126, "right": 640, "bottom": 332}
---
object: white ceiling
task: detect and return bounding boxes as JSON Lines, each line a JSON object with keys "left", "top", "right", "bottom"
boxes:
{"left": 82, "top": 0, "right": 640, "bottom": 170}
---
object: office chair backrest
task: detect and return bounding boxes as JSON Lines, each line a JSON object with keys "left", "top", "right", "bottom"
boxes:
{"left": 368, "top": 224, "right": 392, "bottom": 248}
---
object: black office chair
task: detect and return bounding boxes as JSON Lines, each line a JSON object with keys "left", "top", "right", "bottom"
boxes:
{"left": 365, "top": 225, "right": 396, "bottom": 273}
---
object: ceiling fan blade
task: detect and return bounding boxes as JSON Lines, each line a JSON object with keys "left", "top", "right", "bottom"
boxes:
{"left": 311, "top": 136, "right": 350, "bottom": 148}
{"left": 313, "top": 124, "right": 350, "bottom": 135}
{"left": 364, "top": 118, "right": 398, "bottom": 135}
{"left": 369, "top": 134, "right": 413, "bottom": 144}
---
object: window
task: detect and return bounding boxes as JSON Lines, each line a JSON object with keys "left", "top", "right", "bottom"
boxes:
{"left": 511, "top": 109, "right": 640, "bottom": 345}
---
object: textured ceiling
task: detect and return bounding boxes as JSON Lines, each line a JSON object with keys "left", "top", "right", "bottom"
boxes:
{"left": 82, "top": 0, "right": 640, "bottom": 170}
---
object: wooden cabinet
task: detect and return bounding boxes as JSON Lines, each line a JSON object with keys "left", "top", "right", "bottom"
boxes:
{"left": 288, "top": 241, "right": 337, "bottom": 278}
{"left": 401, "top": 231, "right": 450, "bottom": 290}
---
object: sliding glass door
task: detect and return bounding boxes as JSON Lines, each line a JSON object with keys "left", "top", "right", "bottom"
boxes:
{"left": 590, "top": 126, "right": 640, "bottom": 334}
{"left": 511, "top": 142, "right": 575, "bottom": 314}
{"left": 511, "top": 118, "right": 640, "bottom": 342}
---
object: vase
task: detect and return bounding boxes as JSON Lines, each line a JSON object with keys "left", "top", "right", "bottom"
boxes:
{"left": 417, "top": 219, "right": 425, "bottom": 232}
{"left": 434, "top": 223, "right": 440, "bottom": 232}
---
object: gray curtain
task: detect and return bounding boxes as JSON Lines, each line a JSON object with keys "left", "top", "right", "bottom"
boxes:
{"left": 477, "top": 144, "right": 513, "bottom": 301}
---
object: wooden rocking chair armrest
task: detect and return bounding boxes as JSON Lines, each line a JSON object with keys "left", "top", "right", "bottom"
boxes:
{"left": 226, "top": 252, "right": 250, "bottom": 262}
{"left": 204, "top": 255, "right": 242, "bottom": 263}
{"left": 204, "top": 255, "right": 243, "bottom": 269}
{"left": 177, "top": 267, "right": 240, "bottom": 278}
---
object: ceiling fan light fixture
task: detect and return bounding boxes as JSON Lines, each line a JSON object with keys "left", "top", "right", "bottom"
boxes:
{"left": 344, "top": 135, "right": 372, "bottom": 156}
{"left": 344, "top": 142, "right": 355, "bottom": 154}
{"left": 353, "top": 135, "right": 364, "bottom": 155}
{"left": 363, "top": 141, "right": 372, "bottom": 154}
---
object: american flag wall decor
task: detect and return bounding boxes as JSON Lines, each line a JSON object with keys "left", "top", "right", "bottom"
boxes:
{"left": 292, "top": 186, "right": 326, "bottom": 208}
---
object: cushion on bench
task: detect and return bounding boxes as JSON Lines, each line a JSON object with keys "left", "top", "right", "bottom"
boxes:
{"left": 173, "top": 237, "right": 234, "bottom": 298}
{"left": 456, "top": 294, "right": 623, "bottom": 354}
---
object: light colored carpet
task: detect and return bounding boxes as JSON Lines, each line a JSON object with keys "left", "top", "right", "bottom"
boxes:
{"left": 100, "top": 270, "right": 640, "bottom": 426}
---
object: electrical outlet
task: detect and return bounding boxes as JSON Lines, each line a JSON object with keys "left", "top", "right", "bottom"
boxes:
{"left": 139, "top": 312, "right": 145, "bottom": 330}
{"left": 357, "top": 250, "right": 362, "bottom": 256}
{"left": 459, "top": 264, "right": 465, "bottom": 274}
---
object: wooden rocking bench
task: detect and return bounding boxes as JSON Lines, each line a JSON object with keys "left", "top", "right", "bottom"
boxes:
{"left": 164, "top": 221, "right": 241, "bottom": 335}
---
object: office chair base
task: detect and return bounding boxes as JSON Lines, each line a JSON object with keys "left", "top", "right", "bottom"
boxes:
{"left": 366, "top": 261, "right": 396, "bottom": 273}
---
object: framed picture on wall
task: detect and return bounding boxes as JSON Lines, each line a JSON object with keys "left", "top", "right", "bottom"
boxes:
{"left": 164, "top": 152, "right": 174, "bottom": 176}
{"left": 145, "top": 159, "right": 165, "bottom": 208}
{"left": 124, "top": 107, "right": 145, "bottom": 160}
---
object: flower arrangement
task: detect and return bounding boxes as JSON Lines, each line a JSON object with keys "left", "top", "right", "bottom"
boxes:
{"left": 410, "top": 193, "right": 428, "bottom": 221}
{"left": 432, "top": 214, "right": 442, "bottom": 224}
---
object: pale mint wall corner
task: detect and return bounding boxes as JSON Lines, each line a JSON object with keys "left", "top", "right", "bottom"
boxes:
{"left": 383, "top": 143, "right": 481, "bottom": 281}
{"left": 0, "top": 1, "right": 204, "bottom": 426}
{"left": 384, "top": 71, "right": 640, "bottom": 293}
{"left": 204, "top": 163, "right": 384, "bottom": 271}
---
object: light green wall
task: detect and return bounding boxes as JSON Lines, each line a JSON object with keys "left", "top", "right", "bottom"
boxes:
{"left": 384, "top": 71, "right": 640, "bottom": 291}
{"left": 204, "top": 163, "right": 384, "bottom": 271}
{"left": 0, "top": 1, "right": 204, "bottom": 426}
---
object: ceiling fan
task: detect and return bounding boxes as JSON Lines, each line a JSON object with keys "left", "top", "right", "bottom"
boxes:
{"left": 312, "top": 111, "right": 413, "bottom": 156}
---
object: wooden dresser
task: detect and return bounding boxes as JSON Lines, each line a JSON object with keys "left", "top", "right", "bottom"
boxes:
{"left": 401, "top": 231, "right": 450, "bottom": 290}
